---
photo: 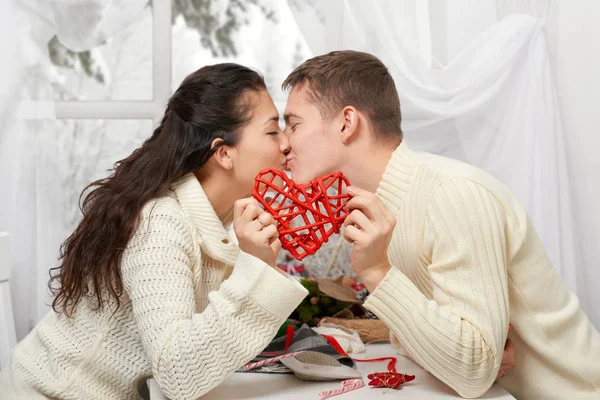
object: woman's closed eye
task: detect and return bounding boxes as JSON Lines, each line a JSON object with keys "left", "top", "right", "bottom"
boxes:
{"left": 267, "top": 131, "right": 279, "bottom": 136}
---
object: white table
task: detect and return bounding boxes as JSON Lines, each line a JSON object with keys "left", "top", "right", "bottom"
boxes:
{"left": 149, "top": 343, "right": 515, "bottom": 399}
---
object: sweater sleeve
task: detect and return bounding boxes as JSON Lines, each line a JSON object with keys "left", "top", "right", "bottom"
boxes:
{"left": 363, "top": 179, "right": 510, "bottom": 398}
{"left": 121, "top": 200, "right": 308, "bottom": 400}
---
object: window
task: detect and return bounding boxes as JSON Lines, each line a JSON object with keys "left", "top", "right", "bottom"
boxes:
{"left": 50, "top": 0, "right": 312, "bottom": 231}
{"left": 55, "top": 119, "right": 153, "bottom": 232}
{"left": 171, "top": 0, "right": 311, "bottom": 107}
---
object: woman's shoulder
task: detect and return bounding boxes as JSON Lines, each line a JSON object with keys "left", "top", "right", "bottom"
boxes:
{"left": 137, "top": 192, "right": 193, "bottom": 232}
{"left": 140, "top": 191, "right": 182, "bottom": 217}
{"left": 127, "top": 192, "right": 197, "bottom": 251}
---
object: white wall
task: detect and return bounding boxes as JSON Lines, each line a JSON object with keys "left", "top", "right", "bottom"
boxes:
{"left": 546, "top": 1, "right": 600, "bottom": 321}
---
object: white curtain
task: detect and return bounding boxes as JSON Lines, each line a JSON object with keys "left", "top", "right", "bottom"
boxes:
{"left": 289, "top": 0, "right": 598, "bottom": 328}
{"left": 0, "top": 0, "right": 147, "bottom": 340}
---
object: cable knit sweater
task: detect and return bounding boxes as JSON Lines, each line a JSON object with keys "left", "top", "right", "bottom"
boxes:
{"left": 5, "top": 173, "right": 308, "bottom": 399}
{"left": 363, "top": 142, "right": 600, "bottom": 399}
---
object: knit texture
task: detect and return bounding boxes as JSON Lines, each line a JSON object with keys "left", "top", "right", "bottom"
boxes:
{"left": 6, "top": 173, "right": 308, "bottom": 399}
{"left": 364, "top": 142, "right": 600, "bottom": 399}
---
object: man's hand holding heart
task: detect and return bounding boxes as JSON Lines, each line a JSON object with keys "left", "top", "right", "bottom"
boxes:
{"left": 343, "top": 186, "right": 395, "bottom": 293}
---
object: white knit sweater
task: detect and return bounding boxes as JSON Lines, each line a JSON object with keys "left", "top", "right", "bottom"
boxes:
{"left": 6, "top": 173, "right": 308, "bottom": 399}
{"left": 364, "top": 142, "right": 600, "bottom": 399}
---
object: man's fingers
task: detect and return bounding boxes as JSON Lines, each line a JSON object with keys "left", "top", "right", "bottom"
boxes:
{"left": 346, "top": 196, "right": 376, "bottom": 219}
{"left": 501, "top": 339, "right": 517, "bottom": 368}
{"left": 343, "top": 224, "right": 363, "bottom": 243}
{"left": 505, "top": 338, "right": 515, "bottom": 353}
{"left": 346, "top": 191, "right": 395, "bottom": 227}
{"left": 347, "top": 186, "right": 371, "bottom": 197}
{"left": 343, "top": 210, "right": 374, "bottom": 232}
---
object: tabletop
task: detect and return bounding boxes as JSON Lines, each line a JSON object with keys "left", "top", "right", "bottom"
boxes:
{"left": 148, "top": 343, "right": 515, "bottom": 399}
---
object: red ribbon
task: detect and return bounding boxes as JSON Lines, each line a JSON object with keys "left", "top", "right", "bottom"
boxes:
{"left": 321, "top": 334, "right": 415, "bottom": 390}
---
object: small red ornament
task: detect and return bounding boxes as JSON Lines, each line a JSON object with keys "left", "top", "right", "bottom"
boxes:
{"left": 367, "top": 371, "right": 415, "bottom": 389}
{"left": 252, "top": 169, "right": 351, "bottom": 260}
{"left": 355, "top": 357, "right": 415, "bottom": 390}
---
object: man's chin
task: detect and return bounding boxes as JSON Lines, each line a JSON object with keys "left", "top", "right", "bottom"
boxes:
{"left": 287, "top": 169, "right": 309, "bottom": 185}
{"left": 290, "top": 167, "right": 338, "bottom": 185}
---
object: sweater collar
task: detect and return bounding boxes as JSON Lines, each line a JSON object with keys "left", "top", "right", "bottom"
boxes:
{"left": 172, "top": 173, "right": 239, "bottom": 266}
{"left": 376, "top": 141, "right": 419, "bottom": 216}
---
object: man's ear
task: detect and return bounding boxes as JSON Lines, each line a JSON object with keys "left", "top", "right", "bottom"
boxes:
{"left": 211, "top": 138, "right": 234, "bottom": 170}
{"left": 340, "top": 106, "right": 359, "bottom": 144}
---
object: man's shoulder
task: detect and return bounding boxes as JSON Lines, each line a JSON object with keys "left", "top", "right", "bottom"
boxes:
{"left": 416, "top": 151, "right": 492, "bottom": 184}
{"left": 414, "top": 151, "right": 507, "bottom": 196}
{"left": 411, "top": 151, "right": 526, "bottom": 217}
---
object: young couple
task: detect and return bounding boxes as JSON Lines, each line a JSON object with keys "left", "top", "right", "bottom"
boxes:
{"left": 1, "top": 51, "right": 598, "bottom": 400}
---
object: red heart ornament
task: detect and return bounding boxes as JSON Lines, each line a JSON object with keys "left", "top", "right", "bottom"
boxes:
{"left": 354, "top": 356, "right": 416, "bottom": 391}
{"left": 367, "top": 372, "right": 415, "bottom": 389}
{"left": 251, "top": 169, "right": 351, "bottom": 260}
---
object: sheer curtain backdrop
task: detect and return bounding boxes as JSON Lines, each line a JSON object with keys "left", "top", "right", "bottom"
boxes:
{"left": 0, "top": 0, "right": 148, "bottom": 340}
{"left": 289, "top": 0, "right": 599, "bottom": 328}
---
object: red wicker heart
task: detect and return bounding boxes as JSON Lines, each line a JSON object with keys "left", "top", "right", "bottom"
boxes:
{"left": 252, "top": 169, "right": 351, "bottom": 260}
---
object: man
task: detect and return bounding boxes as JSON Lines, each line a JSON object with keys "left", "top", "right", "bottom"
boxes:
{"left": 282, "top": 50, "right": 600, "bottom": 399}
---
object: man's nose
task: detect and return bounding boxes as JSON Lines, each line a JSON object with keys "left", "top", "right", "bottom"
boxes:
{"left": 281, "top": 137, "right": 291, "bottom": 155}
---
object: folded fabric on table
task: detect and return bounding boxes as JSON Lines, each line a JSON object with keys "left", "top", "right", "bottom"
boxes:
{"left": 312, "top": 324, "right": 366, "bottom": 355}
{"left": 238, "top": 324, "right": 360, "bottom": 380}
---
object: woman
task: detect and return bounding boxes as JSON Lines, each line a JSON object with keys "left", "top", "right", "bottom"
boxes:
{"left": 0, "top": 63, "right": 308, "bottom": 399}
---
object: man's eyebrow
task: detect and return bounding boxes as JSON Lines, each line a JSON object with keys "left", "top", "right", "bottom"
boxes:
{"left": 284, "top": 112, "right": 303, "bottom": 123}
{"left": 263, "top": 115, "right": 279, "bottom": 125}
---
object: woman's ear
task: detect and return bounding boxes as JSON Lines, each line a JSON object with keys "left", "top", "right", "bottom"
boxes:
{"left": 340, "top": 106, "right": 359, "bottom": 144}
{"left": 211, "top": 138, "right": 234, "bottom": 170}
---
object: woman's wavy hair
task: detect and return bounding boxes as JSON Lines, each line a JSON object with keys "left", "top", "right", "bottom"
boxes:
{"left": 49, "top": 63, "right": 266, "bottom": 316}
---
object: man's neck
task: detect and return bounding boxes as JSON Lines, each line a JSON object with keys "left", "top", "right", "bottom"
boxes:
{"left": 343, "top": 142, "right": 398, "bottom": 192}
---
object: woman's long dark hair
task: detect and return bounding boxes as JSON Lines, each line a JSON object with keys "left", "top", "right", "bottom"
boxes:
{"left": 49, "top": 63, "right": 266, "bottom": 316}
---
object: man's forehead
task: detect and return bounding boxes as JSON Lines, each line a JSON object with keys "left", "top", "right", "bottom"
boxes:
{"left": 284, "top": 89, "right": 305, "bottom": 120}
{"left": 293, "top": 83, "right": 312, "bottom": 97}
{"left": 286, "top": 85, "right": 315, "bottom": 110}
